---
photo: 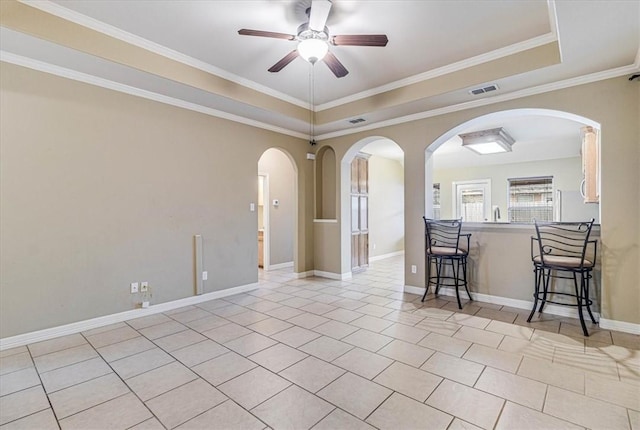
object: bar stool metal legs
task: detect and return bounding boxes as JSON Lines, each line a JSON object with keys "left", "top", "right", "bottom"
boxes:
{"left": 528, "top": 219, "right": 597, "bottom": 337}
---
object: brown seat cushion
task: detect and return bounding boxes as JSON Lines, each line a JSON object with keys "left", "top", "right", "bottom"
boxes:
{"left": 533, "top": 255, "right": 593, "bottom": 268}
{"left": 428, "top": 246, "right": 466, "bottom": 256}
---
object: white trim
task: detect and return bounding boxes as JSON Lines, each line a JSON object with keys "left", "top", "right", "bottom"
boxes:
{"left": 370, "top": 250, "right": 405, "bottom": 262}
{"left": 0, "top": 51, "right": 308, "bottom": 140}
{"left": 317, "top": 32, "right": 558, "bottom": 111}
{"left": 20, "top": 0, "right": 308, "bottom": 109}
{"left": 258, "top": 172, "right": 270, "bottom": 270}
{"left": 403, "top": 285, "right": 603, "bottom": 322}
{"left": 21, "top": 0, "right": 560, "bottom": 113}
{"left": 295, "top": 270, "right": 315, "bottom": 279}
{"left": 313, "top": 219, "right": 338, "bottom": 223}
{"left": 265, "top": 261, "right": 294, "bottom": 271}
{"left": 313, "top": 270, "right": 353, "bottom": 280}
{"left": 3, "top": 51, "right": 636, "bottom": 143}
{"left": 0, "top": 282, "right": 258, "bottom": 351}
{"left": 316, "top": 64, "right": 638, "bottom": 141}
{"left": 599, "top": 318, "right": 640, "bottom": 335}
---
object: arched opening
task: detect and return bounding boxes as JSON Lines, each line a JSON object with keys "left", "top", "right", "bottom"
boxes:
{"left": 425, "top": 109, "right": 601, "bottom": 223}
{"left": 421, "top": 108, "right": 602, "bottom": 315}
{"left": 340, "top": 137, "right": 405, "bottom": 278}
{"left": 257, "top": 148, "right": 298, "bottom": 272}
{"left": 315, "top": 146, "right": 337, "bottom": 220}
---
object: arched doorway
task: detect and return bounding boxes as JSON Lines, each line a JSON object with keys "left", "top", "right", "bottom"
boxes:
{"left": 419, "top": 108, "right": 602, "bottom": 314}
{"left": 340, "top": 137, "right": 405, "bottom": 277}
{"left": 257, "top": 148, "right": 298, "bottom": 272}
{"left": 424, "top": 109, "right": 601, "bottom": 223}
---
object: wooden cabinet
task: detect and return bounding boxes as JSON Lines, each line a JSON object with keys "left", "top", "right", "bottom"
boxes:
{"left": 351, "top": 154, "right": 369, "bottom": 271}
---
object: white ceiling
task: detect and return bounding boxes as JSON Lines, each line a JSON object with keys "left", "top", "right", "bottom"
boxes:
{"left": 1, "top": 0, "right": 638, "bottom": 141}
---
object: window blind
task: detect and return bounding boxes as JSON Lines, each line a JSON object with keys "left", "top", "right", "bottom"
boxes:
{"left": 508, "top": 177, "right": 553, "bottom": 223}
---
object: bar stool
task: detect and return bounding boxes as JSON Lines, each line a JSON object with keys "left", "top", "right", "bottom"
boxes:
{"left": 528, "top": 218, "right": 597, "bottom": 336}
{"left": 422, "top": 217, "right": 472, "bottom": 309}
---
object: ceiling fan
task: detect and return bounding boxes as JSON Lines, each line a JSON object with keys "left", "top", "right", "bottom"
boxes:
{"left": 238, "top": 0, "right": 388, "bottom": 78}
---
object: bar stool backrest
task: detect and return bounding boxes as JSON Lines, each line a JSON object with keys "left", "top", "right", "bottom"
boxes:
{"left": 533, "top": 218, "right": 596, "bottom": 270}
{"left": 423, "top": 218, "right": 463, "bottom": 255}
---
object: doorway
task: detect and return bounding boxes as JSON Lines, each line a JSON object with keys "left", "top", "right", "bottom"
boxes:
{"left": 258, "top": 174, "right": 268, "bottom": 268}
{"left": 453, "top": 179, "right": 491, "bottom": 222}
{"left": 257, "top": 148, "right": 296, "bottom": 271}
{"left": 340, "top": 137, "right": 405, "bottom": 277}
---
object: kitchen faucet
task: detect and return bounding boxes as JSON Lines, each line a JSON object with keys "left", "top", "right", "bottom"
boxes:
{"left": 493, "top": 206, "right": 501, "bottom": 222}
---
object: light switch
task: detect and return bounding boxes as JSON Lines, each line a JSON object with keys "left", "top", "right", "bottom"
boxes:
{"left": 250, "top": 203, "right": 255, "bottom": 211}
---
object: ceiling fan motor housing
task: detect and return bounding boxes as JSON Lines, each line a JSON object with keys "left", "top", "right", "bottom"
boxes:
{"left": 297, "top": 23, "right": 329, "bottom": 42}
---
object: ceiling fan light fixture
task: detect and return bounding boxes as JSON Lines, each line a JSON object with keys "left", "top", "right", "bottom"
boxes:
{"left": 298, "top": 38, "right": 329, "bottom": 64}
{"left": 460, "top": 127, "right": 515, "bottom": 155}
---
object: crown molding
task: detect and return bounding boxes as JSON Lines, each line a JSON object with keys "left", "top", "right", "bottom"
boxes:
{"left": 316, "top": 63, "right": 639, "bottom": 141}
{"left": 22, "top": 0, "right": 563, "bottom": 114}
{"left": 1, "top": 51, "right": 309, "bottom": 140}
{"left": 316, "top": 33, "right": 558, "bottom": 112}
{"left": 20, "top": 0, "right": 310, "bottom": 109}
{"left": 320, "top": 0, "right": 559, "bottom": 111}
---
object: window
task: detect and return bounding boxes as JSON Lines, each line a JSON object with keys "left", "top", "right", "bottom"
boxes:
{"left": 433, "top": 183, "right": 441, "bottom": 220}
{"left": 508, "top": 177, "right": 553, "bottom": 223}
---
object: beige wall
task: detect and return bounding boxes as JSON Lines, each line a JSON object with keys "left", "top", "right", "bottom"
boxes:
{"left": 368, "top": 155, "right": 404, "bottom": 257}
{"left": 0, "top": 63, "right": 313, "bottom": 337}
{"left": 258, "top": 148, "right": 295, "bottom": 266}
{"left": 434, "top": 157, "right": 600, "bottom": 223}
{"left": 1, "top": 62, "right": 637, "bottom": 338}
{"left": 319, "top": 77, "right": 639, "bottom": 325}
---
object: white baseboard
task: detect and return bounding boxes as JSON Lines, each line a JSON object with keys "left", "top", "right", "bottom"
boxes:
{"left": 295, "top": 270, "right": 315, "bottom": 279}
{"left": 313, "top": 270, "right": 353, "bottom": 280}
{"left": 599, "top": 318, "right": 640, "bottom": 335}
{"left": 265, "top": 261, "right": 294, "bottom": 271}
{"left": 0, "top": 282, "right": 258, "bottom": 351}
{"left": 403, "top": 285, "right": 610, "bottom": 326}
{"left": 369, "top": 250, "right": 405, "bottom": 262}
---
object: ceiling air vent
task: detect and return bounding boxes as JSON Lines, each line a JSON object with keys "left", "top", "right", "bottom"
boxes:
{"left": 348, "top": 118, "right": 366, "bottom": 124}
{"left": 469, "top": 84, "right": 499, "bottom": 96}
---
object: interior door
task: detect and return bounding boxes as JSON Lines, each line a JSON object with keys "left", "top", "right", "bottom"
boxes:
{"left": 351, "top": 155, "right": 369, "bottom": 271}
{"left": 453, "top": 180, "right": 491, "bottom": 222}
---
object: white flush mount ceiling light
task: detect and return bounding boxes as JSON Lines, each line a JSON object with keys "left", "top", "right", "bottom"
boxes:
{"left": 459, "top": 127, "right": 515, "bottom": 155}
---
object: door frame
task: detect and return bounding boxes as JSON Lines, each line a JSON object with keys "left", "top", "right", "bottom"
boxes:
{"left": 452, "top": 179, "right": 492, "bottom": 222}
{"left": 258, "top": 172, "right": 270, "bottom": 270}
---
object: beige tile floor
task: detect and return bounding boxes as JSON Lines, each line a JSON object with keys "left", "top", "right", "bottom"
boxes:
{"left": 1, "top": 256, "right": 639, "bottom": 430}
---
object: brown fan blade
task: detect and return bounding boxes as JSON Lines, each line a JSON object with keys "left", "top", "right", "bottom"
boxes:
{"left": 268, "top": 50, "right": 300, "bottom": 73}
{"left": 323, "top": 51, "right": 348, "bottom": 78}
{"left": 331, "top": 34, "right": 389, "bottom": 47}
{"left": 238, "top": 29, "right": 296, "bottom": 40}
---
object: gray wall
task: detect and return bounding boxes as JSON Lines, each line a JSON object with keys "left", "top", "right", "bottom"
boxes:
{"left": 258, "top": 148, "right": 295, "bottom": 266}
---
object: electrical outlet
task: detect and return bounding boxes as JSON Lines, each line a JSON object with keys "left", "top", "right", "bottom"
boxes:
{"left": 202, "top": 271, "right": 208, "bottom": 281}
{"left": 130, "top": 282, "right": 139, "bottom": 294}
{"left": 140, "top": 282, "right": 149, "bottom": 292}
{"left": 411, "top": 265, "right": 417, "bottom": 274}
